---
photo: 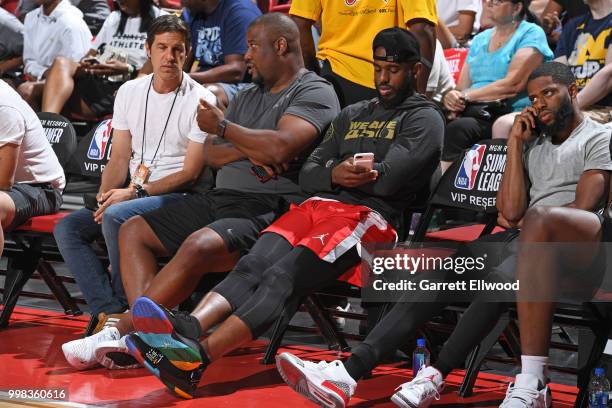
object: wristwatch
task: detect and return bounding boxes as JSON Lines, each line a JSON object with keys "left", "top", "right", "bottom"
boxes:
{"left": 217, "top": 119, "right": 230, "bottom": 138}
{"left": 134, "top": 184, "right": 149, "bottom": 198}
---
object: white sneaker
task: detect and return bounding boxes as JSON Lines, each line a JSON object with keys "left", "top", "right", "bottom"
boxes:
{"left": 499, "top": 373, "right": 552, "bottom": 408}
{"left": 94, "top": 336, "right": 141, "bottom": 370}
{"left": 391, "top": 366, "right": 444, "bottom": 408}
{"left": 276, "top": 352, "right": 356, "bottom": 408}
{"left": 62, "top": 327, "right": 120, "bottom": 370}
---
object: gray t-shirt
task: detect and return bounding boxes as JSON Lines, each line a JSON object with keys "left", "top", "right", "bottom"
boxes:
{"left": 526, "top": 117, "right": 612, "bottom": 207}
{"left": 0, "top": 8, "right": 24, "bottom": 61}
{"left": 215, "top": 70, "right": 340, "bottom": 197}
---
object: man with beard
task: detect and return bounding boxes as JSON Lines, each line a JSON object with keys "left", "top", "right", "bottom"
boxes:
{"left": 276, "top": 61, "right": 612, "bottom": 408}
{"left": 60, "top": 12, "right": 340, "bottom": 371}
{"left": 122, "top": 27, "right": 444, "bottom": 399}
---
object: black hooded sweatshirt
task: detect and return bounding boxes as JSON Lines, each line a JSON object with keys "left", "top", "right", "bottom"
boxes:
{"left": 299, "top": 93, "right": 445, "bottom": 231}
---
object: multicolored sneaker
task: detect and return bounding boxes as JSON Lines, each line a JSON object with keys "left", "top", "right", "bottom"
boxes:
{"left": 125, "top": 332, "right": 205, "bottom": 399}
{"left": 276, "top": 352, "right": 356, "bottom": 408}
{"left": 390, "top": 365, "right": 444, "bottom": 408}
{"left": 131, "top": 296, "right": 204, "bottom": 371}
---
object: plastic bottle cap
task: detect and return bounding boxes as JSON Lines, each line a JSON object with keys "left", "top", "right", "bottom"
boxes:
{"left": 417, "top": 338, "right": 426, "bottom": 347}
{"left": 595, "top": 368, "right": 605, "bottom": 377}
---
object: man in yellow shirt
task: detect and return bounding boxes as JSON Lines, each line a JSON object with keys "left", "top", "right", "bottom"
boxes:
{"left": 290, "top": 0, "right": 436, "bottom": 107}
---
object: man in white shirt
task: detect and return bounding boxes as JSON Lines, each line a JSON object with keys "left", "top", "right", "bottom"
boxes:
{"left": 0, "top": 79, "right": 65, "bottom": 256}
{"left": 17, "top": 0, "right": 91, "bottom": 110}
{"left": 55, "top": 15, "right": 216, "bottom": 353}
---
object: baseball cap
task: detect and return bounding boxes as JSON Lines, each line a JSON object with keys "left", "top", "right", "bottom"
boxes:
{"left": 372, "top": 27, "right": 421, "bottom": 63}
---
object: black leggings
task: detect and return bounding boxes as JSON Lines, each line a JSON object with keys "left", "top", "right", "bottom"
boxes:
{"left": 442, "top": 116, "right": 493, "bottom": 162}
{"left": 345, "top": 230, "right": 520, "bottom": 381}
{"left": 213, "top": 232, "right": 361, "bottom": 337}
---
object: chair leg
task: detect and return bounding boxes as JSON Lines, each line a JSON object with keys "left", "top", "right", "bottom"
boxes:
{"left": 37, "top": 261, "right": 81, "bottom": 316}
{"left": 459, "top": 314, "right": 512, "bottom": 397}
{"left": 262, "top": 297, "right": 303, "bottom": 365}
{"left": 0, "top": 258, "right": 39, "bottom": 328}
{"left": 304, "top": 294, "right": 349, "bottom": 352}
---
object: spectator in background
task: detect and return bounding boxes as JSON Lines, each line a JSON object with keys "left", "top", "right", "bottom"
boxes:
{"left": 540, "top": 0, "right": 589, "bottom": 46}
{"left": 0, "top": 80, "right": 65, "bottom": 257}
{"left": 556, "top": 0, "right": 611, "bottom": 121}
{"left": 290, "top": 0, "right": 437, "bottom": 107}
{"left": 17, "top": 0, "right": 110, "bottom": 34}
{"left": 18, "top": 0, "right": 91, "bottom": 111}
{"left": 182, "top": 0, "right": 261, "bottom": 110}
{"left": 41, "top": 0, "right": 165, "bottom": 118}
{"left": 492, "top": 0, "right": 611, "bottom": 138}
{"left": 437, "top": 0, "right": 479, "bottom": 46}
{"left": 440, "top": 0, "right": 553, "bottom": 172}
{"left": 0, "top": 8, "right": 24, "bottom": 84}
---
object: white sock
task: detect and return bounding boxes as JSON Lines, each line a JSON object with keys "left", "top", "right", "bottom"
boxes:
{"left": 521, "top": 355, "right": 549, "bottom": 386}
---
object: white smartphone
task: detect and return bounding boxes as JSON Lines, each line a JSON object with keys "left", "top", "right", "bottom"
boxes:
{"left": 353, "top": 152, "right": 374, "bottom": 171}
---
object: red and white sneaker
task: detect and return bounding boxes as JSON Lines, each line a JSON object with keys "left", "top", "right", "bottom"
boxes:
{"left": 391, "top": 366, "right": 445, "bottom": 408}
{"left": 499, "top": 373, "right": 551, "bottom": 408}
{"left": 276, "top": 352, "right": 356, "bottom": 408}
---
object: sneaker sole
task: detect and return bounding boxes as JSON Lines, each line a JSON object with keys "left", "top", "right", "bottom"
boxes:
{"left": 390, "top": 393, "right": 419, "bottom": 408}
{"left": 132, "top": 297, "right": 175, "bottom": 335}
{"left": 125, "top": 334, "right": 194, "bottom": 399}
{"left": 94, "top": 346, "right": 140, "bottom": 370}
{"left": 132, "top": 297, "right": 202, "bottom": 371}
{"left": 275, "top": 353, "right": 346, "bottom": 408}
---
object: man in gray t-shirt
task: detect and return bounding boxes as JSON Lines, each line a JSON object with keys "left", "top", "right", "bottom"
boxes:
{"left": 525, "top": 116, "right": 612, "bottom": 208}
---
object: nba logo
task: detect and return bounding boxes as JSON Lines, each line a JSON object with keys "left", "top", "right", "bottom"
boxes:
{"left": 454, "top": 144, "right": 486, "bottom": 190}
{"left": 87, "top": 119, "right": 112, "bottom": 160}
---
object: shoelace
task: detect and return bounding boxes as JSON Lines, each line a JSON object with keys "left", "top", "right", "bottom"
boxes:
{"left": 500, "top": 384, "right": 541, "bottom": 407}
{"left": 103, "top": 316, "right": 120, "bottom": 329}
{"left": 397, "top": 377, "right": 441, "bottom": 401}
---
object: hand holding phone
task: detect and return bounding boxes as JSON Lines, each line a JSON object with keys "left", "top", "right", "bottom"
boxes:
{"left": 353, "top": 152, "right": 374, "bottom": 171}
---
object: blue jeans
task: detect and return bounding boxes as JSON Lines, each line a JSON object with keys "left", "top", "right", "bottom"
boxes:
{"left": 54, "top": 193, "right": 186, "bottom": 315}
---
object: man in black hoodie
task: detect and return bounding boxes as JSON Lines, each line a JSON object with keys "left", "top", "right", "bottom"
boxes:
{"left": 123, "top": 27, "right": 445, "bottom": 400}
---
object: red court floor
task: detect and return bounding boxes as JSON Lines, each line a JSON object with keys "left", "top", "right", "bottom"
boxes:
{"left": 1, "top": 306, "right": 578, "bottom": 407}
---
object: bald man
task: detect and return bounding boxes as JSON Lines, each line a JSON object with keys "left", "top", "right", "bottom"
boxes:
{"left": 61, "top": 12, "right": 340, "bottom": 372}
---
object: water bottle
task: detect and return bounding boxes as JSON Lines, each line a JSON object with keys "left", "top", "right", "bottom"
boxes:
{"left": 589, "top": 367, "right": 610, "bottom": 407}
{"left": 412, "top": 338, "right": 430, "bottom": 377}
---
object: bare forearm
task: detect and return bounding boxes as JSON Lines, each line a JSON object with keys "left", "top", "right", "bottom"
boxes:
{"left": 223, "top": 123, "right": 294, "bottom": 165}
{"left": 204, "top": 137, "right": 247, "bottom": 168}
{"left": 99, "top": 161, "right": 129, "bottom": 194}
{"left": 498, "top": 137, "right": 529, "bottom": 221}
{"left": 408, "top": 22, "right": 435, "bottom": 94}
{"left": 292, "top": 15, "right": 319, "bottom": 73}
{"left": 0, "top": 56, "right": 23, "bottom": 74}
{"left": 189, "top": 64, "right": 245, "bottom": 85}
{"left": 577, "top": 64, "right": 612, "bottom": 109}
{"left": 143, "top": 170, "right": 201, "bottom": 196}
{"left": 436, "top": 21, "right": 457, "bottom": 49}
{"left": 465, "top": 78, "right": 521, "bottom": 102}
